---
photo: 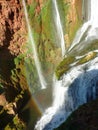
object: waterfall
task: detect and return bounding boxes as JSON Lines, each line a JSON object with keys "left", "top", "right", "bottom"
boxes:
{"left": 53, "top": 0, "right": 65, "bottom": 56}
{"left": 35, "top": 58, "right": 98, "bottom": 130}
{"left": 35, "top": 0, "right": 98, "bottom": 130}
{"left": 69, "top": 0, "right": 98, "bottom": 51}
{"left": 22, "top": 0, "right": 46, "bottom": 89}
{"left": 35, "top": 77, "right": 70, "bottom": 130}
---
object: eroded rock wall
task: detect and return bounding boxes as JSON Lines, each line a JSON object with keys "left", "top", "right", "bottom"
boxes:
{"left": 63, "top": 0, "right": 83, "bottom": 48}
{"left": 0, "top": 0, "right": 26, "bottom": 54}
{"left": 0, "top": 0, "right": 83, "bottom": 128}
{"left": 25, "top": 0, "right": 83, "bottom": 86}
{"left": 0, "top": 0, "right": 32, "bottom": 117}
{"left": 0, "top": 0, "right": 83, "bottom": 105}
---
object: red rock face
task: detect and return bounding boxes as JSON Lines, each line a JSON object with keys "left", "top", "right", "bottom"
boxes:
{"left": 0, "top": 0, "right": 28, "bottom": 103}
{"left": 0, "top": 0, "right": 26, "bottom": 55}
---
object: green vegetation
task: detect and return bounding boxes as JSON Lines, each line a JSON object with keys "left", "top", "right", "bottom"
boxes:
{"left": 55, "top": 55, "right": 75, "bottom": 79}
{"left": 11, "top": 54, "right": 28, "bottom": 91}
{"left": 27, "top": 1, "right": 36, "bottom": 20}
{"left": 55, "top": 38, "right": 98, "bottom": 80}
{"left": 76, "top": 52, "right": 97, "bottom": 65}
{"left": 0, "top": 88, "right": 31, "bottom": 129}
{"left": 11, "top": 51, "right": 41, "bottom": 93}
{"left": 55, "top": 51, "right": 98, "bottom": 80}
{"left": 24, "top": 57, "right": 41, "bottom": 93}
{"left": 25, "top": 0, "right": 63, "bottom": 84}
{"left": 5, "top": 115, "right": 26, "bottom": 130}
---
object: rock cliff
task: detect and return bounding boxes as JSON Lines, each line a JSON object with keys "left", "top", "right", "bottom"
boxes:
{"left": 55, "top": 99, "right": 98, "bottom": 130}
{"left": 0, "top": 0, "right": 31, "bottom": 129}
{"left": 1, "top": 0, "right": 95, "bottom": 130}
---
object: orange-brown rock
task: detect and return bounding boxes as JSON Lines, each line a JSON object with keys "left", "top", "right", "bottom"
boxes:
{"left": 64, "top": 0, "right": 82, "bottom": 48}
{"left": 0, "top": 0, "right": 26, "bottom": 55}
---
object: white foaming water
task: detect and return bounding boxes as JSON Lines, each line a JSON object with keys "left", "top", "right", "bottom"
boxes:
{"left": 35, "top": 77, "right": 69, "bottom": 130}
{"left": 22, "top": 0, "right": 46, "bottom": 89}
{"left": 69, "top": 0, "right": 98, "bottom": 51}
{"left": 53, "top": 0, "right": 65, "bottom": 56}
{"left": 87, "top": 0, "right": 98, "bottom": 37}
{"left": 52, "top": 77, "right": 67, "bottom": 108}
{"left": 35, "top": 57, "right": 98, "bottom": 130}
{"left": 90, "top": 0, "right": 98, "bottom": 26}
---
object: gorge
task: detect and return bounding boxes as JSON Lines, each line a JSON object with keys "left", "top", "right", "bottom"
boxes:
{"left": 0, "top": 0, "right": 98, "bottom": 130}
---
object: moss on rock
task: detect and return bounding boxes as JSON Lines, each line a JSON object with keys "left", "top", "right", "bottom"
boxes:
{"left": 55, "top": 55, "right": 75, "bottom": 79}
{"left": 5, "top": 114, "right": 26, "bottom": 130}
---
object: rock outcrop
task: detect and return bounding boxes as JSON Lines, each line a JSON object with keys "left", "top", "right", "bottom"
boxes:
{"left": 0, "top": 0, "right": 31, "bottom": 129}
{"left": 63, "top": 0, "right": 83, "bottom": 48}
{"left": 0, "top": 0, "right": 26, "bottom": 54}
{"left": 55, "top": 99, "right": 98, "bottom": 130}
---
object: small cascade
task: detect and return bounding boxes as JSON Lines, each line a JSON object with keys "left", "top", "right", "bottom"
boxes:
{"left": 87, "top": 0, "right": 98, "bottom": 37}
{"left": 52, "top": 77, "right": 66, "bottom": 108}
{"left": 22, "top": 0, "right": 46, "bottom": 89}
{"left": 90, "top": 0, "right": 98, "bottom": 26}
{"left": 53, "top": 0, "right": 65, "bottom": 56}
{"left": 69, "top": 0, "right": 98, "bottom": 51}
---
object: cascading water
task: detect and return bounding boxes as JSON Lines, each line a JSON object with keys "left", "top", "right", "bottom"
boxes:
{"left": 35, "top": 0, "right": 98, "bottom": 129}
{"left": 35, "top": 58, "right": 98, "bottom": 130}
{"left": 52, "top": 0, "right": 65, "bottom": 56}
{"left": 69, "top": 0, "right": 98, "bottom": 52}
{"left": 22, "top": 0, "right": 46, "bottom": 89}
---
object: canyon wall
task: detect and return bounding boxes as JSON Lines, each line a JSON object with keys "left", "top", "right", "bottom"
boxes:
{"left": 0, "top": 0, "right": 82, "bottom": 129}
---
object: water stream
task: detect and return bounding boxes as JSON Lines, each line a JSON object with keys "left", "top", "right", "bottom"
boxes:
{"left": 22, "top": 0, "right": 47, "bottom": 89}
{"left": 53, "top": 0, "right": 65, "bottom": 56}
{"left": 69, "top": 0, "right": 98, "bottom": 52}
